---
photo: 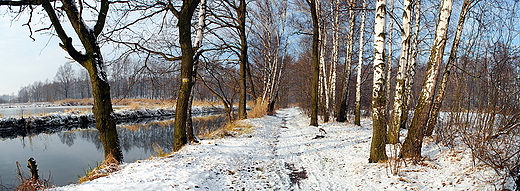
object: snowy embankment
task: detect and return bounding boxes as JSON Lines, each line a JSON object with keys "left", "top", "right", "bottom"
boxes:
{"left": 0, "top": 106, "right": 224, "bottom": 131}
{"left": 53, "top": 107, "right": 501, "bottom": 190}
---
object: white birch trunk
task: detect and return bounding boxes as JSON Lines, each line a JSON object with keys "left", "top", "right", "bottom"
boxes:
{"left": 402, "top": 0, "right": 421, "bottom": 129}
{"left": 369, "top": 0, "right": 388, "bottom": 163}
{"left": 336, "top": 0, "right": 356, "bottom": 122}
{"left": 193, "top": 0, "right": 206, "bottom": 49}
{"left": 330, "top": 0, "right": 340, "bottom": 120}
{"left": 385, "top": 0, "right": 394, "bottom": 105}
{"left": 317, "top": 0, "right": 330, "bottom": 122}
{"left": 425, "top": 0, "right": 473, "bottom": 136}
{"left": 401, "top": 0, "right": 454, "bottom": 158}
{"left": 388, "top": 0, "right": 413, "bottom": 144}
{"left": 354, "top": 0, "right": 367, "bottom": 126}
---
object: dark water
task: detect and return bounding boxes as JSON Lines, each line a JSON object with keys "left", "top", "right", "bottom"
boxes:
{"left": 0, "top": 115, "right": 227, "bottom": 188}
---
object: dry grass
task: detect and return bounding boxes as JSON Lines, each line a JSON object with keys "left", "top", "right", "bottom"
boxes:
{"left": 54, "top": 98, "right": 94, "bottom": 106}
{"left": 13, "top": 161, "right": 52, "bottom": 191}
{"left": 201, "top": 121, "right": 255, "bottom": 139}
{"left": 248, "top": 98, "right": 268, "bottom": 118}
{"left": 151, "top": 143, "right": 169, "bottom": 158}
{"left": 77, "top": 156, "right": 120, "bottom": 184}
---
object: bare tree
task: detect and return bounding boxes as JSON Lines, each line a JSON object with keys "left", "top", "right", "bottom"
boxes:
{"left": 164, "top": 0, "right": 202, "bottom": 152}
{"left": 249, "top": 0, "right": 289, "bottom": 115}
{"left": 55, "top": 64, "right": 75, "bottom": 99}
{"left": 308, "top": 0, "right": 320, "bottom": 127}
{"left": 1, "top": 0, "right": 124, "bottom": 163}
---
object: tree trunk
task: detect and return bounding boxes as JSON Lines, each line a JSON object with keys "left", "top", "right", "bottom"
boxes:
{"left": 329, "top": 0, "right": 339, "bottom": 122}
{"left": 388, "top": 0, "right": 413, "bottom": 144}
{"left": 185, "top": 0, "right": 207, "bottom": 144}
{"left": 336, "top": 0, "right": 356, "bottom": 122}
{"left": 237, "top": 0, "right": 248, "bottom": 120}
{"left": 309, "top": 0, "right": 320, "bottom": 127}
{"left": 369, "top": 0, "right": 388, "bottom": 163}
{"left": 317, "top": 0, "right": 329, "bottom": 123}
{"left": 401, "top": 0, "right": 421, "bottom": 133}
{"left": 172, "top": 0, "right": 200, "bottom": 152}
{"left": 88, "top": 58, "right": 123, "bottom": 162}
{"left": 355, "top": 0, "right": 367, "bottom": 126}
{"left": 39, "top": 0, "right": 123, "bottom": 163}
{"left": 385, "top": 0, "right": 394, "bottom": 115}
{"left": 400, "top": 0, "right": 453, "bottom": 159}
{"left": 425, "top": 0, "right": 473, "bottom": 137}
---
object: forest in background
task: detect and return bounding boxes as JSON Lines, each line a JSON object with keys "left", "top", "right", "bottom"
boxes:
{"left": 0, "top": 0, "right": 519, "bottom": 188}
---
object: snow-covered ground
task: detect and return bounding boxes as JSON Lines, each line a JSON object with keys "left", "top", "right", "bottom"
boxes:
{"left": 52, "top": 107, "right": 502, "bottom": 190}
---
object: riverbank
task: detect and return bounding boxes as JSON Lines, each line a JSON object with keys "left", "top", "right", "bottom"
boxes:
{"left": 0, "top": 100, "right": 225, "bottom": 137}
{"left": 51, "top": 107, "right": 506, "bottom": 190}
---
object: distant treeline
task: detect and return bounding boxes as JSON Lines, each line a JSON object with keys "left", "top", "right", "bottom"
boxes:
{"left": 6, "top": 61, "right": 219, "bottom": 103}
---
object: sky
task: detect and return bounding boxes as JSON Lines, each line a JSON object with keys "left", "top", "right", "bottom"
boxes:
{"left": 0, "top": 10, "right": 83, "bottom": 96}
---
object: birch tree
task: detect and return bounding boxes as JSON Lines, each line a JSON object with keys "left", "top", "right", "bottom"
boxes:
{"left": 336, "top": 0, "right": 356, "bottom": 122}
{"left": 249, "top": 0, "right": 289, "bottom": 115}
{"left": 424, "top": 0, "right": 477, "bottom": 136}
{"left": 401, "top": 0, "right": 454, "bottom": 159}
{"left": 388, "top": 0, "right": 413, "bottom": 144}
{"left": 369, "top": 0, "right": 388, "bottom": 163}
{"left": 401, "top": 0, "right": 421, "bottom": 131}
{"left": 317, "top": 0, "right": 330, "bottom": 122}
{"left": 329, "top": 0, "right": 340, "bottom": 121}
{"left": 354, "top": 0, "right": 367, "bottom": 126}
{"left": 0, "top": 0, "right": 124, "bottom": 163}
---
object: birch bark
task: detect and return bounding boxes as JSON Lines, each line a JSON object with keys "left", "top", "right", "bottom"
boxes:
{"left": 401, "top": 0, "right": 454, "bottom": 158}
{"left": 369, "top": 0, "right": 389, "bottom": 163}
{"left": 187, "top": 0, "right": 207, "bottom": 143}
{"left": 336, "top": 0, "right": 356, "bottom": 122}
{"left": 355, "top": 0, "right": 367, "bottom": 126}
{"left": 388, "top": 0, "right": 413, "bottom": 144}
{"left": 425, "top": 0, "right": 475, "bottom": 136}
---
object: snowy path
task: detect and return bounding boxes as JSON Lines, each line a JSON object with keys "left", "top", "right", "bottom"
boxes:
{"left": 55, "top": 107, "right": 500, "bottom": 190}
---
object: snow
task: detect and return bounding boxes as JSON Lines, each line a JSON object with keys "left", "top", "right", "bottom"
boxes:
{"left": 51, "top": 107, "right": 502, "bottom": 190}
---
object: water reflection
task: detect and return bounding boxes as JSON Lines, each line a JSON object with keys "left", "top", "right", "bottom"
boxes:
{"left": 0, "top": 115, "right": 227, "bottom": 188}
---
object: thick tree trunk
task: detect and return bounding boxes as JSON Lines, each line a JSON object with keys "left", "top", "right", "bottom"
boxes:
{"left": 369, "top": 0, "right": 388, "bottom": 163}
{"left": 173, "top": 0, "right": 200, "bottom": 152}
{"left": 39, "top": 0, "right": 123, "bottom": 163}
{"left": 400, "top": 0, "right": 453, "bottom": 159}
{"left": 88, "top": 57, "right": 123, "bottom": 162}
{"left": 425, "top": 0, "right": 473, "bottom": 136}
{"left": 355, "top": 0, "right": 367, "bottom": 126}
{"left": 336, "top": 0, "right": 356, "bottom": 122}
{"left": 237, "top": 0, "right": 248, "bottom": 120}
{"left": 309, "top": 0, "right": 320, "bottom": 127}
{"left": 388, "top": 0, "right": 413, "bottom": 144}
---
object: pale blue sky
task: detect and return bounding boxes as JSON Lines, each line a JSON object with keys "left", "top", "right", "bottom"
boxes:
{"left": 0, "top": 13, "right": 73, "bottom": 95}
{"left": 0, "top": 8, "right": 99, "bottom": 96}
